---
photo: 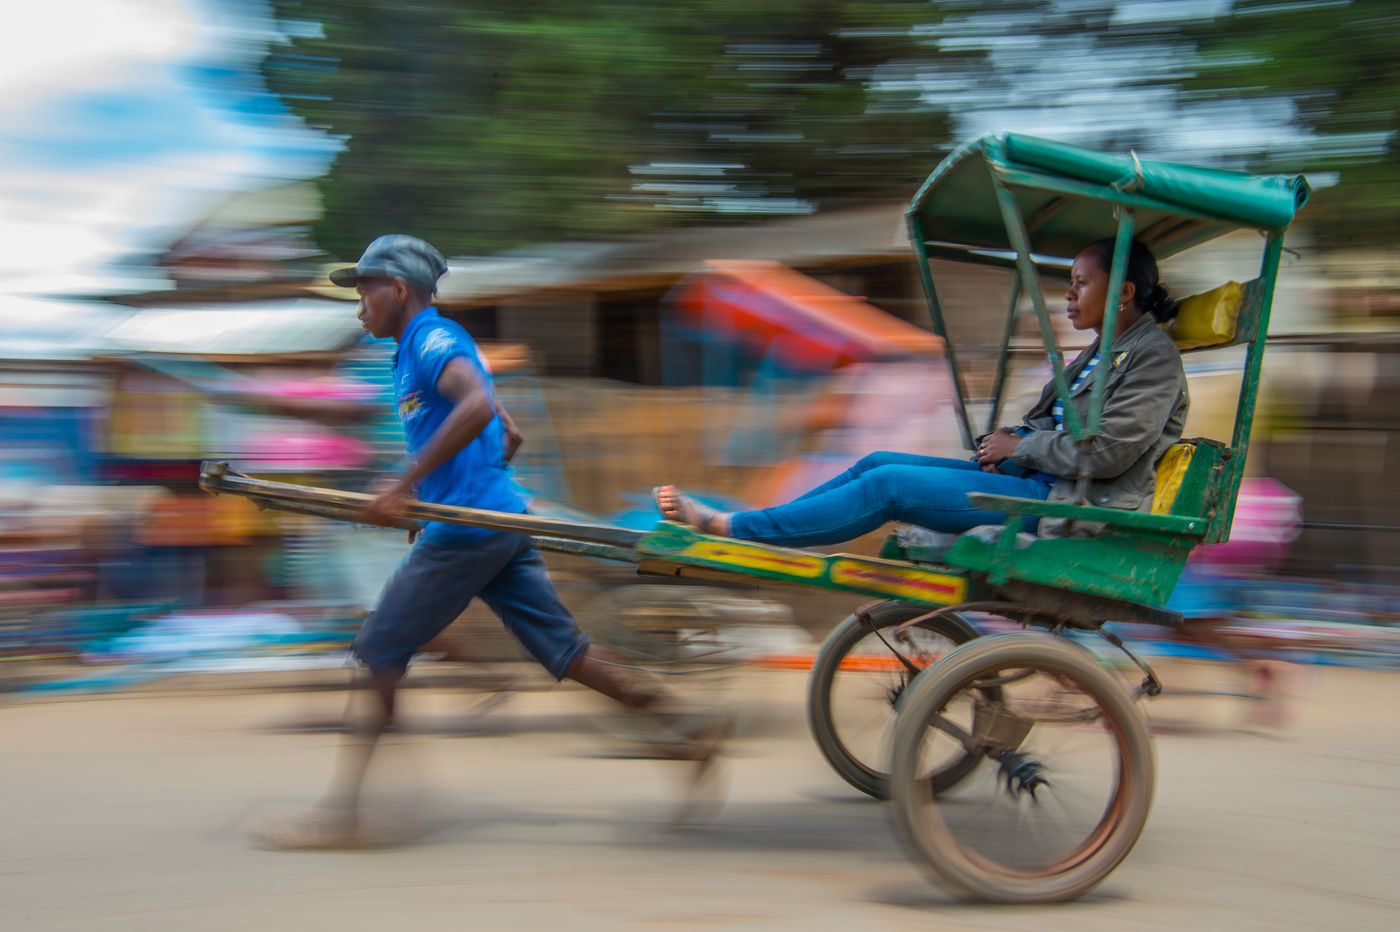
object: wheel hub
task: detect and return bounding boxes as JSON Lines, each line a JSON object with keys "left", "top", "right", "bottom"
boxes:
{"left": 997, "top": 749, "right": 1050, "bottom": 799}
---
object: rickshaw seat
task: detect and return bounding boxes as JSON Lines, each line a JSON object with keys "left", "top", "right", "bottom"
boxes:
{"left": 960, "top": 437, "right": 1227, "bottom": 533}
{"left": 885, "top": 278, "right": 1253, "bottom": 604}
{"left": 948, "top": 269, "right": 1254, "bottom": 536}
{"left": 939, "top": 439, "right": 1230, "bottom": 607}
{"left": 945, "top": 276, "right": 1252, "bottom": 541}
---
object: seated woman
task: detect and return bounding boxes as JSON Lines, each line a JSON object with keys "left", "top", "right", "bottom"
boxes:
{"left": 655, "top": 238, "right": 1188, "bottom": 545}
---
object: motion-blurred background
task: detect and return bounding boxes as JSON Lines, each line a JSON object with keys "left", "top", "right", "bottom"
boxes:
{"left": 3, "top": 0, "right": 1398, "bottom": 691}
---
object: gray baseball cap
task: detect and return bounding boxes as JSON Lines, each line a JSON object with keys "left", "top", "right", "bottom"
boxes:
{"left": 329, "top": 234, "right": 448, "bottom": 291}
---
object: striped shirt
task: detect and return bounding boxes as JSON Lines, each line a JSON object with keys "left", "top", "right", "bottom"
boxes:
{"left": 1053, "top": 352, "right": 1100, "bottom": 431}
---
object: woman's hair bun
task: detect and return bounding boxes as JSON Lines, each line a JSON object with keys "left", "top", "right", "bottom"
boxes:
{"left": 1142, "top": 283, "right": 1177, "bottom": 323}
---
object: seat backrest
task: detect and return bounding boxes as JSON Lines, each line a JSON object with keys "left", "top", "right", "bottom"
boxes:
{"left": 1164, "top": 279, "right": 1254, "bottom": 351}
{"left": 1155, "top": 280, "right": 1260, "bottom": 536}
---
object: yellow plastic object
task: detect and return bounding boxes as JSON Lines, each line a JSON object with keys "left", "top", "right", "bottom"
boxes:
{"left": 138, "top": 493, "right": 270, "bottom": 546}
{"left": 1166, "top": 281, "right": 1244, "bottom": 350}
{"left": 1151, "top": 441, "right": 1195, "bottom": 515}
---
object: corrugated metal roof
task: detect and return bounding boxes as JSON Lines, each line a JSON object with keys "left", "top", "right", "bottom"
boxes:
{"left": 0, "top": 296, "right": 129, "bottom": 360}
{"left": 101, "top": 299, "right": 364, "bottom": 356}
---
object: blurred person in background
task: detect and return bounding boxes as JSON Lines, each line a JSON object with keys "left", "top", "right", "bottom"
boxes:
{"left": 205, "top": 334, "right": 403, "bottom": 481}
{"left": 255, "top": 235, "right": 720, "bottom": 848}
{"left": 153, "top": 335, "right": 407, "bottom": 607}
{"left": 1166, "top": 479, "right": 1304, "bottom": 728}
{"left": 658, "top": 238, "right": 1186, "bottom": 544}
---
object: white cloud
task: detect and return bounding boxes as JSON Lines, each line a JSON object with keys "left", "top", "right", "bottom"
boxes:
{"left": 0, "top": 0, "right": 334, "bottom": 297}
{"left": 2, "top": 1, "right": 192, "bottom": 114}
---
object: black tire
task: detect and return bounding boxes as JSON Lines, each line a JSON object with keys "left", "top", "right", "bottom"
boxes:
{"left": 807, "top": 602, "right": 980, "bottom": 799}
{"left": 890, "top": 633, "right": 1155, "bottom": 903}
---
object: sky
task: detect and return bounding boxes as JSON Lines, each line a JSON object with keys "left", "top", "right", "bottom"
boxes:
{"left": 1, "top": 0, "right": 336, "bottom": 298}
{"left": 0, "top": 0, "right": 1317, "bottom": 303}
{"left": 918, "top": 0, "right": 1311, "bottom": 163}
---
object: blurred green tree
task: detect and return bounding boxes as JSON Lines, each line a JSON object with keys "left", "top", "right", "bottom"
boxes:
{"left": 262, "top": 0, "right": 971, "bottom": 257}
{"left": 265, "top": 0, "right": 1399, "bottom": 257}
{"left": 1183, "top": 0, "right": 1400, "bottom": 245}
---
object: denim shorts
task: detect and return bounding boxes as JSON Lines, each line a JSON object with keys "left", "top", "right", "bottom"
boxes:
{"left": 352, "top": 530, "right": 590, "bottom": 679}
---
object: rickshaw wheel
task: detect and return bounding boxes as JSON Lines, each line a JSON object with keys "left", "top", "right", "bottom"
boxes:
{"left": 890, "top": 632, "right": 1154, "bottom": 903}
{"left": 807, "top": 601, "right": 980, "bottom": 799}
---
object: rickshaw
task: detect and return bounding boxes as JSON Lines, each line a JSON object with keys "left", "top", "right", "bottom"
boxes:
{"left": 199, "top": 132, "right": 1308, "bottom": 903}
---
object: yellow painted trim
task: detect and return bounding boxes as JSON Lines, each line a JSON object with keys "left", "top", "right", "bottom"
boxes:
{"left": 681, "top": 540, "right": 827, "bottom": 578}
{"left": 830, "top": 559, "right": 967, "bottom": 603}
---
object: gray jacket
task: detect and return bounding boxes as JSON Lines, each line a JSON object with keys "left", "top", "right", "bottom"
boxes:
{"left": 1008, "top": 313, "right": 1189, "bottom": 538}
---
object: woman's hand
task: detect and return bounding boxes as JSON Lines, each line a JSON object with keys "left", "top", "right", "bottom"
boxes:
{"left": 977, "top": 429, "right": 1022, "bottom": 472}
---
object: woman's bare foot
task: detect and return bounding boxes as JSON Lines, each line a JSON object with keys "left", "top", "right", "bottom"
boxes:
{"left": 652, "top": 486, "right": 731, "bottom": 535}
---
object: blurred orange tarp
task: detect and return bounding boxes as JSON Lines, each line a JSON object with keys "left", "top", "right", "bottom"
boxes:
{"left": 666, "top": 260, "right": 961, "bottom": 513}
{"left": 668, "top": 260, "right": 943, "bottom": 371}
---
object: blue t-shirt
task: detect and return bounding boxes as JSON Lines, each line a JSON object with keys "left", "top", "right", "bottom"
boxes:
{"left": 392, "top": 308, "right": 524, "bottom": 541}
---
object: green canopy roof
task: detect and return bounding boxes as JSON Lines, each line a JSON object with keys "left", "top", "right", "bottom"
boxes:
{"left": 908, "top": 134, "right": 1310, "bottom": 264}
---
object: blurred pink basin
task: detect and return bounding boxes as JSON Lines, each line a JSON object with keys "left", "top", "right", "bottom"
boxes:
{"left": 240, "top": 431, "right": 371, "bottom": 470}
{"left": 1190, "top": 477, "right": 1302, "bottom": 570}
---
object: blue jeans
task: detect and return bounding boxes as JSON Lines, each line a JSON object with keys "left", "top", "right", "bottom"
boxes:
{"left": 728, "top": 452, "right": 1053, "bottom": 548}
{"left": 353, "top": 530, "right": 589, "bottom": 678}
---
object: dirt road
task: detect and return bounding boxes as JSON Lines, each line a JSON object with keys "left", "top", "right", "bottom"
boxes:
{"left": 3, "top": 663, "right": 1397, "bottom": 930}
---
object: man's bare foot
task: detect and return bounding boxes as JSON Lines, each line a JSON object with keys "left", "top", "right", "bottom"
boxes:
{"left": 247, "top": 799, "right": 433, "bottom": 850}
{"left": 247, "top": 805, "right": 367, "bottom": 850}
{"left": 1243, "top": 660, "right": 1294, "bottom": 731}
{"left": 652, "top": 486, "right": 731, "bottom": 535}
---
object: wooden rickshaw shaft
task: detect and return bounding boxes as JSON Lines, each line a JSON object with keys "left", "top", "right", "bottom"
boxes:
{"left": 197, "top": 461, "right": 646, "bottom": 551}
